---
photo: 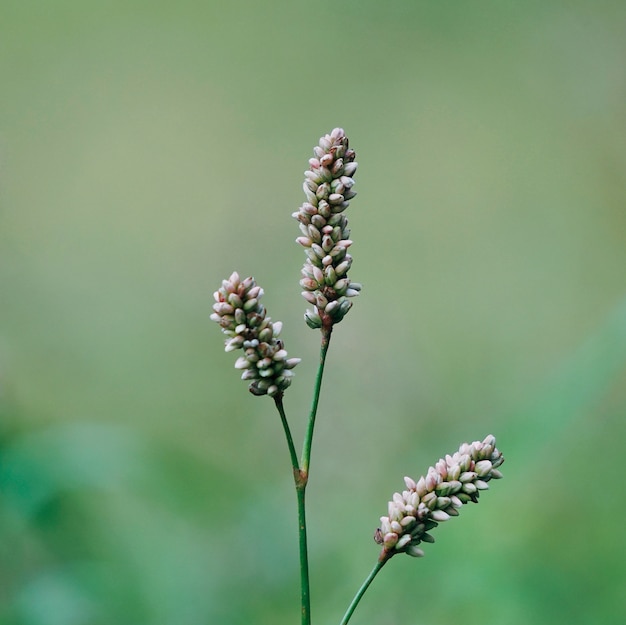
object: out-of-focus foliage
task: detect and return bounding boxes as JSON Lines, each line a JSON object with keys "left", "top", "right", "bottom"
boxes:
{"left": 1, "top": 1, "right": 625, "bottom": 624}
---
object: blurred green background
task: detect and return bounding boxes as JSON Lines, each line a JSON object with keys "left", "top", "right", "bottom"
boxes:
{"left": 1, "top": 1, "right": 625, "bottom": 624}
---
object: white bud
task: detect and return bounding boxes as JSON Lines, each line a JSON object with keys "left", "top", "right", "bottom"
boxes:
{"left": 431, "top": 510, "right": 450, "bottom": 522}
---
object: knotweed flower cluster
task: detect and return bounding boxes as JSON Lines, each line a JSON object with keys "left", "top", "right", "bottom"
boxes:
{"left": 293, "top": 128, "right": 361, "bottom": 330}
{"left": 375, "top": 435, "right": 504, "bottom": 561}
{"left": 211, "top": 272, "right": 301, "bottom": 397}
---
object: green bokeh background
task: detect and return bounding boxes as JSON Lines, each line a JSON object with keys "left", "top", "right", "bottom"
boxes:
{"left": 2, "top": 1, "right": 625, "bottom": 624}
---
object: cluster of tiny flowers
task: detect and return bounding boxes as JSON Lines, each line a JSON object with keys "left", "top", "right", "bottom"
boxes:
{"left": 293, "top": 128, "right": 361, "bottom": 329}
{"left": 210, "top": 272, "right": 301, "bottom": 397}
{"left": 374, "top": 435, "right": 504, "bottom": 561}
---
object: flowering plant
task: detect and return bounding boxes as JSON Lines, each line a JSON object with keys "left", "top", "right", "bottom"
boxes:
{"left": 211, "top": 129, "right": 504, "bottom": 625}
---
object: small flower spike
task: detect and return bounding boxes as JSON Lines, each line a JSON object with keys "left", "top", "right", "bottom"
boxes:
{"left": 211, "top": 272, "right": 301, "bottom": 397}
{"left": 293, "top": 128, "right": 361, "bottom": 330}
{"left": 374, "top": 435, "right": 504, "bottom": 562}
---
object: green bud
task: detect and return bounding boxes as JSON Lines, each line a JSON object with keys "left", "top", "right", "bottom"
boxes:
{"left": 406, "top": 546, "right": 425, "bottom": 558}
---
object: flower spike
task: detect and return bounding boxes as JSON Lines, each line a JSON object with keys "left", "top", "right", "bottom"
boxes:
{"left": 211, "top": 272, "right": 300, "bottom": 397}
{"left": 293, "top": 128, "right": 361, "bottom": 330}
{"left": 374, "top": 435, "right": 504, "bottom": 562}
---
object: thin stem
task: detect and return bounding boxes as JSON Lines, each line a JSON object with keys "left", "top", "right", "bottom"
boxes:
{"left": 339, "top": 558, "right": 389, "bottom": 625}
{"left": 301, "top": 327, "right": 333, "bottom": 474}
{"left": 274, "top": 394, "right": 300, "bottom": 476}
{"left": 296, "top": 484, "right": 310, "bottom": 625}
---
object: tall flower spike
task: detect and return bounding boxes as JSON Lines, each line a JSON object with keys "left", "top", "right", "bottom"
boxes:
{"left": 293, "top": 128, "right": 361, "bottom": 330}
{"left": 374, "top": 435, "right": 504, "bottom": 562}
{"left": 211, "top": 272, "right": 301, "bottom": 397}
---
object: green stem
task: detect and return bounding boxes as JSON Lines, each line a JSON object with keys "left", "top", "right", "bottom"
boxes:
{"left": 274, "top": 395, "right": 309, "bottom": 625}
{"left": 340, "top": 558, "right": 389, "bottom": 625}
{"left": 274, "top": 326, "right": 334, "bottom": 625}
{"left": 274, "top": 394, "right": 300, "bottom": 476}
{"left": 296, "top": 483, "right": 310, "bottom": 625}
{"left": 301, "top": 327, "right": 333, "bottom": 474}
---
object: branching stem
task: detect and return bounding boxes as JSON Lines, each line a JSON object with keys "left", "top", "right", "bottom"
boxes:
{"left": 274, "top": 326, "right": 333, "bottom": 625}
{"left": 274, "top": 395, "right": 309, "bottom": 624}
